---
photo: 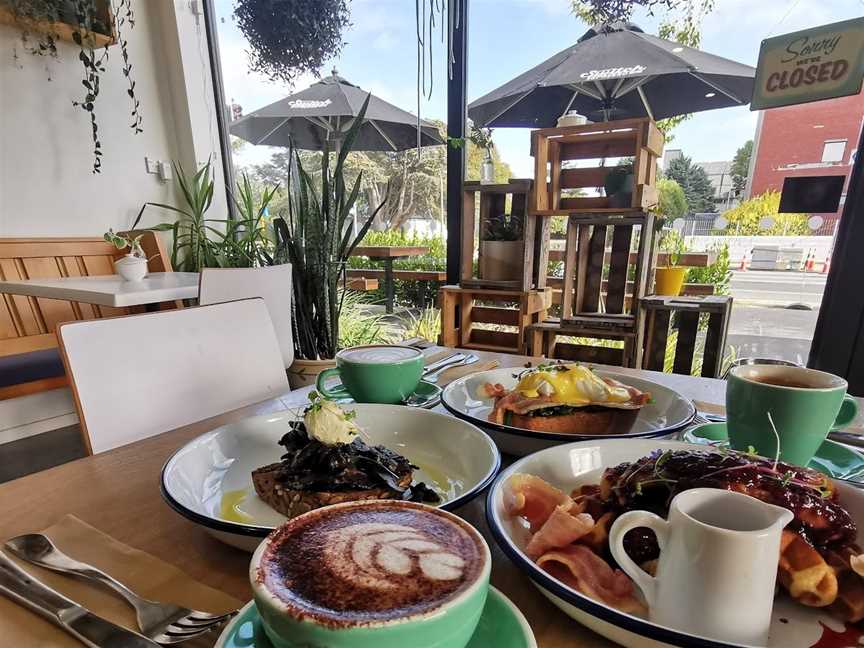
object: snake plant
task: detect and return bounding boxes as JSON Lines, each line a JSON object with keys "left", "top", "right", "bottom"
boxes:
{"left": 273, "top": 94, "right": 389, "bottom": 360}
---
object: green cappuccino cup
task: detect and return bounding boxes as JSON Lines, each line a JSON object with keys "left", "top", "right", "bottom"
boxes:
{"left": 250, "top": 500, "right": 491, "bottom": 648}
{"left": 316, "top": 345, "right": 424, "bottom": 404}
{"left": 726, "top": 365, "right": 858, "bottom": 467}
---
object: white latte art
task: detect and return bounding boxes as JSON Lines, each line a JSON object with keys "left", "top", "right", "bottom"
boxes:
{"left": 323, "top": 523, "right": 466, "bottom": 590}
{"left": 339, "top": 346, "right": 420, "bottom": 364}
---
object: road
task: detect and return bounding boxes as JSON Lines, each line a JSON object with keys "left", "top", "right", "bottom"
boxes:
{"left": 726, "top": 270, "right": 825, "bottom": 365}
{"left": 729, "top": 269, "right": 827, "bottom": 307}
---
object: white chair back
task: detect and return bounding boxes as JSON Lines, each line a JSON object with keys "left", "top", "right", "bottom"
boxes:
{"left": 58, "top": 299, "right": 289, "bottom": 454}
{"left": 198, "top": 265, "right": 294, "bottom": 369}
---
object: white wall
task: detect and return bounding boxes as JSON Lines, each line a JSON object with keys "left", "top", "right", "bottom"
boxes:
{"left": 0, "top": 0, "right": 228, "bottom": 236}
{"left": 0, "top": 1, "right": 230, "bottom": 443}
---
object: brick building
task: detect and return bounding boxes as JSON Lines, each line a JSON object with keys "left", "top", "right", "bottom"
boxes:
{"left": 746, "top": 89, "right": 864, "bottom": 234}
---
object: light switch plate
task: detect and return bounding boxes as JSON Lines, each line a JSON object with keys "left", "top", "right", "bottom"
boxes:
{"left": 144, "top": 157, "right": 159, "bottom": 174}
{"left": 157, "top": 161, "right": 173, "bottom": 182}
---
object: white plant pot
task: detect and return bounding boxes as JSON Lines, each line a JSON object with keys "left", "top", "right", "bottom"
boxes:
{"left": 114, "top": 255, "right": 148, "bottom": 282}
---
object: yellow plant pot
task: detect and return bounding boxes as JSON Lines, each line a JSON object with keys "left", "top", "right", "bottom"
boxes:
{"left": 654, "top": 266, "right": 686, "bottom": 296}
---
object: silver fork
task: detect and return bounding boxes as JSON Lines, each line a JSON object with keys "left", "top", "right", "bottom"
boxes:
{"left": 5, "top": 534, "right": 235, "bottom": 645}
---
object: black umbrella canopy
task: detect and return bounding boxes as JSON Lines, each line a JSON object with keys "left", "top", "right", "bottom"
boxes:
{"left": 468, "top": 22, "right": 756, "bottom": 127}
{"left": 230, "top": 70, "right": 443, "bottom": 151}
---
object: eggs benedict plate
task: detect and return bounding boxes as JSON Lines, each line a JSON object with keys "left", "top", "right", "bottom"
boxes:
{"left": 441, "top": 365, "right": 696, "bottom": 456}
{"left": 485, "top": 364, "right": 650, "bottom": 435}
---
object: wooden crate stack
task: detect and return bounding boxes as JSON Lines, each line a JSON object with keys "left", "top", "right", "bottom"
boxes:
{"left": 642, "top": 296, "right": 734, "bottom": 378}
{"left": 527, "top": 118, "right": 664, "bottom": 366}
{"left": 439, "top": 180, "right": 552, "bottom": 354}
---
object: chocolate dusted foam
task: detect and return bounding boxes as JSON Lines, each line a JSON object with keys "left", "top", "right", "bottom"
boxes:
{"left": 257, "top": 502, "right": 486, "bottom": 628}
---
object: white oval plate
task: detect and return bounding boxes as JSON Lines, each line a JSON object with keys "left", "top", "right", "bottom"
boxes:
{"left": 441, "top": 367, "right": 696, "bottom": 456}
{"left": 486, "top": 438, "right": 864, "bottom": 648}
{"left": 161, "top": 405, "right": 500, "bottom": 552}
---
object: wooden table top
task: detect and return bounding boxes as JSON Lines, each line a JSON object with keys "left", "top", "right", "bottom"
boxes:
{"left": 0, "top": 272, "right": 200, "bottom": 307}
{"left": 351, "top": 245, "right": 430, "bottom": 259}
{"left": 0, "top": 348, "right": 726, "bottom": 647}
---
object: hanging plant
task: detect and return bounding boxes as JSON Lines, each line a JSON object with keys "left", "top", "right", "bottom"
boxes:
{"left": 233, "top": 0, "right": 350, "bottom": 85}
{"left": 1, "top": 0, "right": 143, "bottom": 173}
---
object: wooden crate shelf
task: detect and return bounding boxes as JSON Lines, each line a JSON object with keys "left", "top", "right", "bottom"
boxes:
{"left": 439, "top": 285, "right": 552, "bottom": 355}
{"left": 642, "top": 296, "right": 733, "bottom": 378}
{"left": 461, "top": 180, "right": 550, "bottom": 291}
{"left": 530, "top": 118, "right": 663, "bottom": 216}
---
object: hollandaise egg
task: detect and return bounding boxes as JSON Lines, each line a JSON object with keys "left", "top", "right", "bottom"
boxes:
{"left": 516, "top": 365, "right": 634, "bottom": 408}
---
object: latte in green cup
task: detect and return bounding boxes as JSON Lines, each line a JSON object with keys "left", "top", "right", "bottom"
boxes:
{"left": 726, "top": 365, "right": 858, "bottom": 467}
{"left": 316, "top": 345, "right": 424, "bottom": 404}
{"left": 250, "top": 500, "right": 491, "bottom": 648}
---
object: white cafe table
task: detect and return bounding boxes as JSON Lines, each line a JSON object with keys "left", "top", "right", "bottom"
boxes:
{"left": 0, "top": 272, "right": 199, "bottom": 308}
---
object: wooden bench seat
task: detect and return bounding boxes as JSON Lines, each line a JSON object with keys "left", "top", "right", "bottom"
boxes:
{"left": 347, "top": 268, "right": 447, "bottom": 282}
{"left": 0, "top": 233, "right": 174, "bottom": 399}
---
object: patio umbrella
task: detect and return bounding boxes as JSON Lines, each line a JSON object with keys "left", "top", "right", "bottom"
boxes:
{"left": 468, "top": 22, "right": 756, "bottom": 127}
{"left": 230, "top": 69, "right": 443, "bottom": 151}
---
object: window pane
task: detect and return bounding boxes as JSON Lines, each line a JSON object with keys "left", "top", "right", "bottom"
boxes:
{"left": 822, "top": 140, "right": 847, "bottom": 163}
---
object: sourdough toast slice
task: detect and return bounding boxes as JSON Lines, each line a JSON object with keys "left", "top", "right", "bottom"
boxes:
{"left": 252, "top": 462, "right": 412, "bottom": 519}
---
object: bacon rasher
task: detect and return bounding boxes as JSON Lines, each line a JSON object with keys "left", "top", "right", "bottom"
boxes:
{"left": 525, "top": 505, "right": 594, "bottom": 559}
{"left": 538, "top": 544, "right": 647, "bottom": 616}
{"left": 504, "top": 473, "right": 573, "bottom": 532}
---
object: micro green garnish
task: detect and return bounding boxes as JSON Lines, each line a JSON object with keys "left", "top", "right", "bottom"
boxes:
{"left": 343, "top": 409, "right": 357, "bottom": 421}
{"left": 780, "top": 471, "right": 794, "bottom": 488}
{"left": 745, "top": 445, "right": 758, "bottom": 456}
{"left": 304, "top": 391, "right": 324, "bottom": 415}
{"left": 766, "top": 411, "right": 782, "bottom": 472}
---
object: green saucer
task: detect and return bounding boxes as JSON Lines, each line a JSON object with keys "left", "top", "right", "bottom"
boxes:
{"left": 685, "top": 422, "right": 864, "bottom": 482}
{"left": 215, "top": 586, "right": 536, "bottom": 648}
{"left": 333, "top": 379, "right": 442, "bottom": 409}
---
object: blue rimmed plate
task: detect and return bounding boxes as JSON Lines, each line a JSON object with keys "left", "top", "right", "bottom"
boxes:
{"left": 441, "top": 366, "right": 695, "bottom": 456}
{"left": 161, "top": 405, "right": 500, "bottom": 551}
{"left": 486, "top": 438, "right": 864, "bottom": 648}
{"left": 215, "top": 587, "right": 537, "bottom": 648}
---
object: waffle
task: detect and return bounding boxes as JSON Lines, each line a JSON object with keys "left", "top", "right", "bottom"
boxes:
{"left": 777, "top": 530, "right": 838, "bottom": 607}
{"left": 823, "top": 546, "right": 864, "bottom": 622}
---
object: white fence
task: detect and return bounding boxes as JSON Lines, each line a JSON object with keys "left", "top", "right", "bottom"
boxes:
{"left": 684, "top": 235, "right": 834, "bottom": 264}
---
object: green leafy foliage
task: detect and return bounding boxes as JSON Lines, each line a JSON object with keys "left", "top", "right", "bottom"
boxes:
{"left": 273, "top": 94, "right": 388, "bottom": 360}
{"left": 686, "top": 243, "right": 731, "bottom": 295}
{"left": 656, "top": 177, "right": 688, "bottom": 221}
{"left": 722, "top": 191, "right": 808, "bottom": 236}
{"left": 731, "top": 140, "right": 753, "bottom": 197}
{"left": 482, "top": 213, "right": 523, "bottom": 242}
{"left": 338, "top": 291, "right": 397, "bottom": 349}
{"left": 658, "top": 229, "right": 687, "bottom": 267}
{"left": 103, "top": 229, "right": 143, "bottom": 257}
{"left": 233, "top": 0, "right": 350, "bottom": 85}
{"left": 665, "top": 155, "right": 715, "bottom": 213}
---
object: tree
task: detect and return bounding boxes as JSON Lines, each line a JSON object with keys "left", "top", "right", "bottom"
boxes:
{"left": 722, "top": 191, "right": 808, "bottom": 236}
{"left": 730, "top": 140, "right": 753, "bottom": 197}
{"left": 656, "top": 177, "right": 688, "bottom": 220}
{"left": 665, "top": 156, "right": 715, "bottom": 213}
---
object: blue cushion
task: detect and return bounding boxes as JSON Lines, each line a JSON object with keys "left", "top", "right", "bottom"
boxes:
{"left": 0, "top": 349, "right": 66, "bottom": 388}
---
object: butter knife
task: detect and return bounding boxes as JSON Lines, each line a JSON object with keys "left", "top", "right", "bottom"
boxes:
{"left": 0, "top": 550, "right": 158, "bottom": 648}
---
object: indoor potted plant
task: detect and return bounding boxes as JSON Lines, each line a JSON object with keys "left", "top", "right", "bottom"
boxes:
{"left": 604, "top": 160, "right": 635, "bottom": 208}
{"left": 479, "top": 212, "right": 523, "bottom": 282}
{"left": 655, "top": 230, "right": 688, "bottom": 296}
{"left": 104, "top": 229, "right": 148, "bottom": 282}
{"left": 273, "top": 95, "right": 388, "bottom": 388}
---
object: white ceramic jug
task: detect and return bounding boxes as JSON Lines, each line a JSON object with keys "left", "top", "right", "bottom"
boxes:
{"left": 609, "top": 488, "right": 793, "bottom": 646}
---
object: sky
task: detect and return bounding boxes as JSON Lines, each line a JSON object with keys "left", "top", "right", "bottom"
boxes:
{"left": 215, "top": 0, "right": 864, "bottom": 177}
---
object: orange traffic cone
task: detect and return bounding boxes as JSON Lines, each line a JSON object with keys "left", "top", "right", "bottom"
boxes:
{"left": 804, "top": 252, "right": 815, "bottom": 272}
{"left": 738, "top": 251, "right": 748, "bottom": 271}
{"left": 822, "top": 256, "right": 831, "bottom": 274}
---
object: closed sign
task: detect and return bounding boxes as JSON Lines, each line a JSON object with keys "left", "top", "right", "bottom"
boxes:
{"left": 751, "top": 17, "right": 864, "bottom": 111}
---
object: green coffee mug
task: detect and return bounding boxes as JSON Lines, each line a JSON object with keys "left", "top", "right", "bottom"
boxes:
{"left": 316, "top": 345, "right": 424, "bottom": 404}
{"left": 250, "top": 501, "right": 491, "bottom": 648}
{"left": 726, "top": 365, "right": 858, "bottom": 467}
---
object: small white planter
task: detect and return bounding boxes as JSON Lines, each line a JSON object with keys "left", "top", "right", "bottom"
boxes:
{"left": 114, "top": 254, "right": 148, "bottom": 282}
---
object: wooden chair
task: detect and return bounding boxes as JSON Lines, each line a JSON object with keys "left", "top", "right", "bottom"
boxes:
{"left": 0, "top": 233, "right": 174, "bottom": 400}
{"left": 198, "top": 266, "right": 295, "bottom": 369}
{"left": 57, "top": 298, "right": 289, "bottom": 454}
{"left": 529, "top": 212, "right": 655, "bottom": 367}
